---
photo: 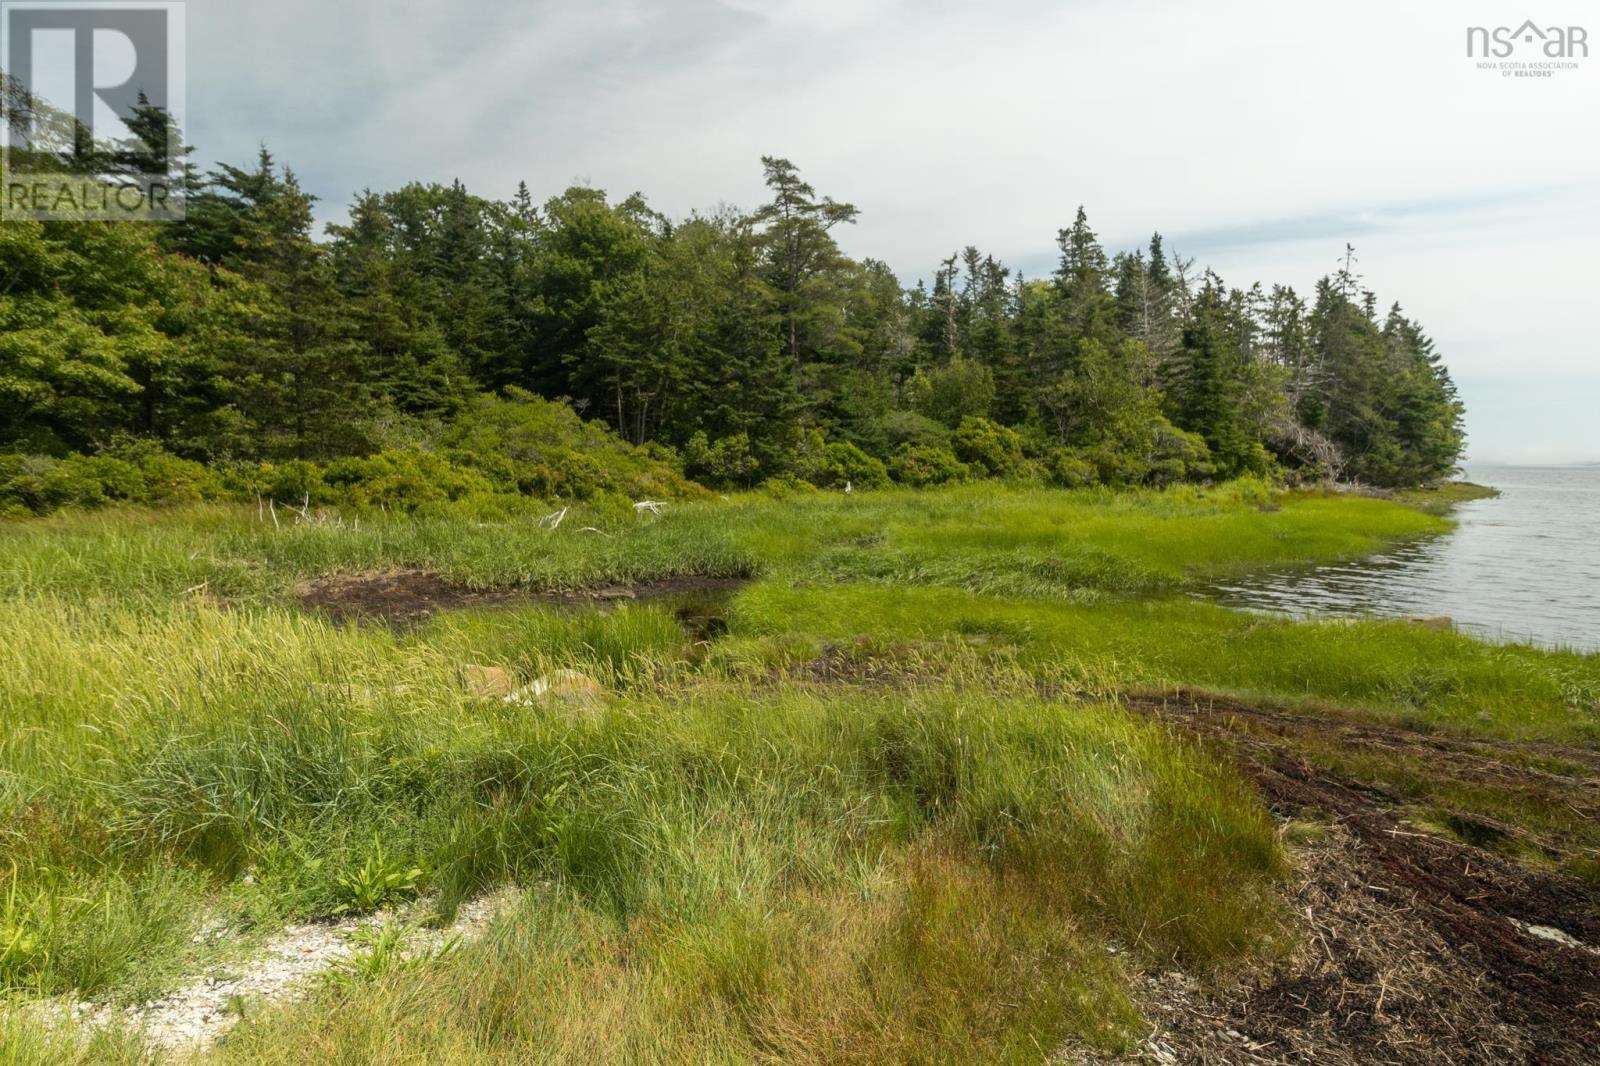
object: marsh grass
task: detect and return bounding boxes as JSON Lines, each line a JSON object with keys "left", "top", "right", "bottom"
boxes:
{"left": 0, "top": 480, "right": 1589, "bottom": 1062}
{"left": 724, "top": 582, "right": 1600, "bottom": 743}
{"left": 0, "top": 594, "right": 1284, "bottom": 1058}
{"left": 0, "top": 481, "right": 1447, "bottom": 608}
{"left": 206, "top": 689, "right": 1277, "bottom": 1065}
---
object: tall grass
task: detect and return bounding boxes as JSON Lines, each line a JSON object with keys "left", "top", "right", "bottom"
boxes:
{"left": 3, "top": 480, "right": 1580, "bottom": 1062}
{"left": 724, "top": 582, "right": 1600, "bottom": 742}
{"left": 205, "top": 689, "right": 1278, "bottom": 1064}
{"left": 0, "top": 592, "right": 1273, "bottom": 1056}
{"left": 0, "top": 481, "right": 1447, "bottom": 607}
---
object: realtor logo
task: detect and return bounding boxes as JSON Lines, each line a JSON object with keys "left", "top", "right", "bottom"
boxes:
{"left": 1466, "top": 20, "right": 1588, "bottom": 58}
{"left": 1, "top": 1, "right": 186, "bottom": 220}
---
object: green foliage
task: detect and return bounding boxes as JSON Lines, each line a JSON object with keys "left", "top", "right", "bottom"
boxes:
{"left": 0, "top": 448, "right": 222, "bottom": 516}
{"left": 907, "top": 356, "right": 996, "bottom": 429}
{"left": 1, "top": 148, "right": 1463, "bottom": 521}
{"left": 1042, "top": 449, "right": 1097, "bottom": 489}
{"left": 2, "top": 390, "right": 706, "bottom": 517}
{"left": 684, "top": 431, "right": 761, "bottom": 489}
{"left": 795, "top": 436, "right": 890, "bottom": 490}
{"left": 335, "top": 841, "right": 424, "bottom": 916}
{"left": 890, "top": 445, "right": 972, "bottom": 488}
{"left": 876, "top": 409, "right": 953, "bottom": 451}
{"left": 444, "top": 389, "right": 703, "bottom": 501}
{"left": 952, "top": 417, "right": 1028, "bottom": 478}
{"left": 321, "top": 450, "right": 497, "bottom": 514}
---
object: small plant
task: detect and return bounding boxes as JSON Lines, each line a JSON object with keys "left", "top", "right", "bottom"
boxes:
{"left": 335, "top": 839, "right": 424, "bottom": 916}
{"left": 327, "top": 923, "right": 406, "bottom": 987}
{"left": 326, "top": 922, "right": 459, "bottom": 988}
{"left": 0, "top": 869, "right": 46, "bottom": 985}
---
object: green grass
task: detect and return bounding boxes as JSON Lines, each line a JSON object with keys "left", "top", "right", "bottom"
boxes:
{"left": 0, "top": 591, "right": 1283, "bottom": 1057}
{"left": 723, "top": 582, "right": 1600, "bottom": 742}
{"left": 0, "top": 480, "right": 1446, "bottom": 607}
{"left": 0, "top": 479, "right": 1590, "bottom": 1063}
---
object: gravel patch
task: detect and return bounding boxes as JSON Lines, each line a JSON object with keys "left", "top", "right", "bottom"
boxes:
{"left": 34, "top": 889, "right": 515, "bottom": 1055}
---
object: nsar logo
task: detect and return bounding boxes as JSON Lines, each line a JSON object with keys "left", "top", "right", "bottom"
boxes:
{"left": 1466, "top": 20, "right": 1587, "bottom": 58}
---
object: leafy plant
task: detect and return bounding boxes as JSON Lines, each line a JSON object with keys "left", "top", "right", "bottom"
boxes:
{"left": 326, "top": 922, "right": 460, "bottom": 988}
{"left": 335, "top": 840, "right": 424, "bottom": 916}
{"left": 0, "top": 873, "right": 45, "bottom": 985}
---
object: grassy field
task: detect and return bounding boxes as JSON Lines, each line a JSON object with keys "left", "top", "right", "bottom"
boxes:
{"left": 0, "top": 481, "right": 1594, "bottom": 1063}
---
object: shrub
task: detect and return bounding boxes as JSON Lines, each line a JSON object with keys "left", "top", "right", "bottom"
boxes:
{"left": 1043, "top": 449, "right": 1097, "bottom": 489}
{"left": 446, "top": 389, "right": 705, "bottom": 500}
{"left": 684, "top": 432, "right": 761, "bottom": 489}
{"left": 1076, "top": 417, "right": 1214, "bottom": 488}
{"left": 952, "top": 417, "right": 1027, "bottom": 478}
{"left": 759, "top": 476, "right": 820, "bottom": 499}
{"left": 321, "top": 450, "right": 497, "bottom": 514}
{"left": 0, "top": 448, "right": 220, "bottom": 514}
{"left": 1146, "top": 420, "right": 1214, "bottom": 486}
{"left": 257, "top": 459, "right": 331, "bottom": 506}
{"left": 67, "top": 456, "right": 150, "bottom": 502}
{"left": 797, "top": 440, "right": 890, "bottom": 490}
{"left": 889, "top": 445, "right": 971, "bottom": 488}
{"left": 1, "top": 455, "right": 88, "bottom": 514}
{"left": 109, "top": 442, "right": 221, "bottom": 503}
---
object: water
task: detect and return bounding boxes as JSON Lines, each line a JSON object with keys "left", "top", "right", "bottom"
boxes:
{"left": 1202, "top": 465, "right": 1600, "bottom": 652}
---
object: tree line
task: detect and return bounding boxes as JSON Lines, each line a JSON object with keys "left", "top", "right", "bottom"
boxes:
{"left": 1, "top": 138, "right": 1466, "bottom": 500}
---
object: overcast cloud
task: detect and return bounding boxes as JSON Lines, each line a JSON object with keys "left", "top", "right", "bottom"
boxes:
{"left": 181, "top": 0, "right": 1599, "bottom": 463}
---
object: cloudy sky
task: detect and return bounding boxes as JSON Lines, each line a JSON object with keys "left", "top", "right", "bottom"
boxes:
{"left": 179, "top": 0, "right": 1597, "bottom": 463}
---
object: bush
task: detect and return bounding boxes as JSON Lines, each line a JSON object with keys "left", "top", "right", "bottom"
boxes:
{"left": 797, "top": 440, "right": 890, "bottom": 491}
{"left": 1043, "top": 449, "right": 1097, "bottom": 489}
{"left": 447, "top": 389, "right": 706, "bottom": 500}
{"left": 321, "top": 450, "right": 498, "bottom": 514}
{"left": 1146, "top": 420, "right": 1215, "bottom": 486}
{"left": 1076, "top": 417, "right": 1214, "bottom": 488}
{"left": 889, "top": 445, "right": 971, "bottom": 488}
{"left": 0, "top": 447, "right": 222, "bottom": 515}
{"left": 108, "top": 442, "right": 221, "bottom": 503}
{"left": 684, "top": 432, "right": 761, "bottom": 489}
{"left": 759, "top": 476, "right": 820, "bottom": 499}
{"left": 257, "top": 460, "right": 332, "bottom": 507}
{"left": 952, "top": 417, "right": 1027, "bottom": 478}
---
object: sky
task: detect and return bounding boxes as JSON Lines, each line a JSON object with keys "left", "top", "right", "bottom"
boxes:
{"left": 174, "top": 0, "right": 1599, "bottom": 463}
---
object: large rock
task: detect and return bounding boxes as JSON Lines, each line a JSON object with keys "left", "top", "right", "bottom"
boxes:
{"left": 463, "top": 664, "right": 516, "bottom": 699}
{"left": 505, "top": 669, "right": 608, "bottom": 713}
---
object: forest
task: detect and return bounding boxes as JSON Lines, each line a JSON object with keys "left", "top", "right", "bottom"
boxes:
{"left": 2, "top": 132, "right": 1466, "bottom": 515}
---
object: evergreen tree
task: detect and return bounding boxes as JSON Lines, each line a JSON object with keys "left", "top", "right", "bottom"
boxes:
{"left": 1167, "top": 275, "right": 1272, "bottom": 476}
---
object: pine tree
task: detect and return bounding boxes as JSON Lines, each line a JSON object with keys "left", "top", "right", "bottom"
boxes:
{"left": 751, "top": 157, "right": 859, "bottom": 382}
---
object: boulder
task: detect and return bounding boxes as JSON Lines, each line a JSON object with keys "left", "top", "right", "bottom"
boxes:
{"left": 463, "top": 664, "right": 516, "bottom": 699}
{"left": 505, "top": 669, "right": 607, "bottom": 712}
{"left": 1406, "top": 616, "right": 1455, "bottom": 632}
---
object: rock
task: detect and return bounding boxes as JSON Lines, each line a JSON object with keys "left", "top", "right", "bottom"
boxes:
{"left": 505, "top": 669, "right": 607, "bottom": 712}
{"left": 1406, "top": 615, "right": 1455, "bottom": 631}
{"left": 463, "top": 664, "right": 516, "bottom": 699}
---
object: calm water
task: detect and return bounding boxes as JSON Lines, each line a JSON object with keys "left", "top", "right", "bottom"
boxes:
{"left": 1202, "top": 465, "right": 1600, "bottom": 652}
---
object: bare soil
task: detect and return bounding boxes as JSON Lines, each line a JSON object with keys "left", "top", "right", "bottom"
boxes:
{"left": 294, "top": 568, "right": 746, "bottom": 626}
{"left": 1110, "top": 692, "right": 1600, "bottom": 1065}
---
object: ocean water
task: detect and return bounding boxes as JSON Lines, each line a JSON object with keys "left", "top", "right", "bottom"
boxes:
{"left": 1202, "top": 465, "right": 1600, "bottom": 652}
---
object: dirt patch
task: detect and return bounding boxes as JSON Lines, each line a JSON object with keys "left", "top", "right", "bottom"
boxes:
{"left": 295, "top": 569, "right": 747, "bottom": 627}
{"left": 1100, "top": 693, "right": 1600, "bottom": 1065}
